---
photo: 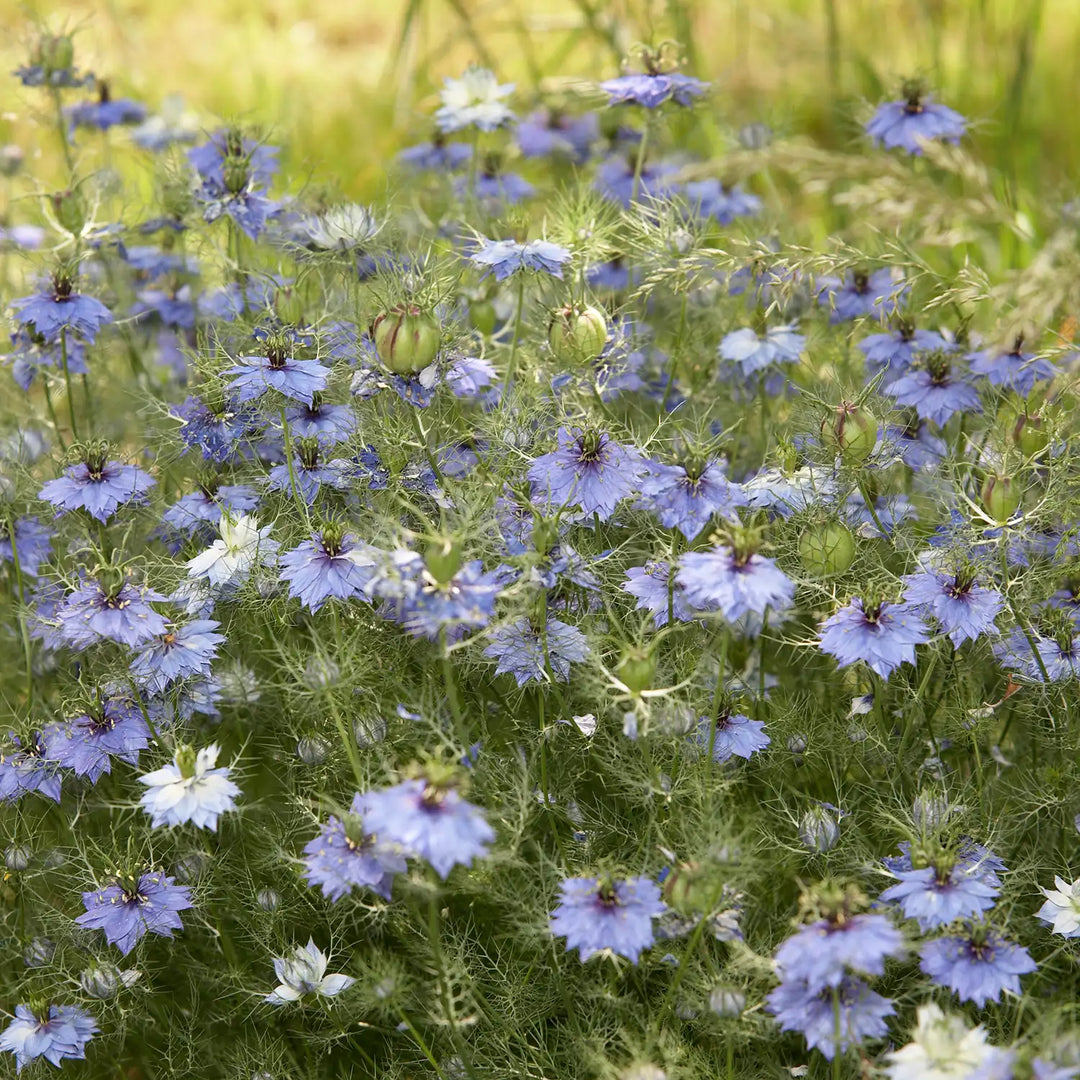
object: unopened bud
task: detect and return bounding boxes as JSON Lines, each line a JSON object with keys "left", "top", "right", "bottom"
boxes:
{"left": 824, "top": 402, "right": 878, "bottom": 465}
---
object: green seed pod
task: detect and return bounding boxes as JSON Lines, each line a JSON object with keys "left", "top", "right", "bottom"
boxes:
{"left": 51, "top": 189, "right": 86, "bottom": 235}
{"left": 1008, "top": 409, "right": 1050, "bottom": 457}
{"left": 41, "top": 34, "right": 75, "bottom": 74}
{"left": 616, "top": 645, "right": 656, "bottom": 694}
{"left": 469, "top": 299, "right": 497, "bottom": 336}
{"left": 981, "top": 472, "right": 1021, "bottom": 523}
{"left": 548, "top": 304, "right": 608, "bottom": 364}
{"left": 424, "top": 536, "right": 462, "bottom": 584}
{"left": 824, "top": 402, "right": 878, "bottom": 465}
{"left": 798, "top": 520, "right": 856, "bottom": 578}
{"left": 372, "top": 304, "right": 441, "bottom": 375}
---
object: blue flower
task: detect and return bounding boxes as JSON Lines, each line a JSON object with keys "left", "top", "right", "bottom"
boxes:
{"left": 0, "top": 732, "right": 62, "bottom": 803}
{"left": 902, "top": 568, "right": 1002, "bottom": 647}
{"left": 435, "top": 68, "right": 515, "bottom": 133}
{"left": 138, "top": 744, "right": 240, "bottom": 831}
{"left": 279, "top": 532, "right": 376, "bottom": 613}
{"left": 695, "top": 712, "right": 770, "bottom": 763}
{"left": 198, "top": 279, "right": 275, "bottom": 321}
{"left": 284, "top": 400, "right": 357, "bottom": 445}
{"left": 919, "top": 930, "right": 1036, "bottom": 1006}
{"left": 636, "top": 459, "right": 746, "bottom": 539}
{"left": 266, "top": 449, "right": 353, "bottom": 505}
{"left": 684, "top": 179, "right": 761, "bottom": 224}
{"left": 130, "top": 285, "right": 197, "bottom": 329}
{"left": 816, "top": 269, "right": 907, "bottom": 323}
{"left": 39, "top": 458, "right": 155, "bottom": 522}
{"left": 76, "top": 872, "right": 193, "bottom": 954}
{"left": 483, "top": 616, "right": 590, "bottom": 686}
{"left": 623, "top": 561, "right": 698, "bottom": 627}
{"left": 11, "top": 279, "right": 113, "bottom": 343}
{"left": 195, "top": 181, "right": 276, "bottom": 240}
{"left": 396, "top": 560, "right": 508, "bottom": 642}
{"left": 188, "top": 130, "right": 280, "bottom": 185}
{"left": 819, "top": 598, "right": 929, "bottom": 679}
{"left": 600, "top": 71, "right": 708, "bottom": 108}
{"left": 528, "top": 426, "right": 644, "bottom": 521}
{"left": 55, "top": 578, "right": 170, "bottom": 651}
{"left": 0, "top": 516, "right": 53, "bottom": 577}
{"left": 719, "top": 324, "right": 804, "bottom": 375}
{"left": 362, "top": 778, "right": 494, "bottom": 879}
{"left": 884, "top": 420, "right": 948, "bottom": 470}
{"left": 224, "top": 352, "right": 330, "bottom": 407}
{"left": 302, "top": 793, "right": 408, "bottom": 902}
{"left": 1033, "top": 635, "right": 1080, "bottom": 681}
{"left": 5, "top": 327, "right": 89, "bottom": 390}
{"left": 397, "top": 138, "right": 472, "bottom": 171}
{"left": 550, "top": 876, "right": 666, "bottom": 962}
{"left": 594, "top": 155, "right": 678, "bottom": 207}
{"left": 880, "top": 864, "right": 1000, "bottom": 931}
{"left": 160, "top": 484, "right": 260, "bottom": 539}
{"left": 859, "top": 326, "right": 954, "bottom": 379}
{"left": 767, "top": 975, "right": 894, "bottom": 1061}
{"left": 65, "top": 85, "right": 146, "bottom": 130}
{"left": 866, "top": 85, "right": 967, "bottom": 154}
{"left": 968, "top": 343, "right": 1058, "bottom": 395}
{"left": 676, "top": 545, "right": 795, "bottom": 622}
{"left": 453, "top": 169, "right": 534, "bottom": 205}
{"left": 129, "top": 619, "right": 225, "bottom": 693}
{"left": 0, "top": 1004, "right": 98, "bottom": 1073}
{"left": 43, "top": 695, "right": 150, "bottom": 782}
{"left": 469, "top": 238, "right": 572, "bottom": 281}
{"left": 886, "top": 361, "right": 982, "bottom": 426}
{"left": 516, "top": 109, "right": 597, "bottom": 162}
{"left": 774, "top": 914, "right": 905, "bottom": 990}
{"left": 174, "top": 396, "right": 256, "bottom": 462}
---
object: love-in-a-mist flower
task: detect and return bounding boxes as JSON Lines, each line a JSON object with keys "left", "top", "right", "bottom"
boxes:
{"left": 0, "top": 1004, "right": 98, "bottom": 1073}
{"left": 600, "top": 49, "right": 709, "bottom": 108}
{"left": 223, "top": 334, "right": 330, "bottom": 407}
{"left": 397, "top": 136, "right": 473, "bottom": 171}
{"left": 435, "top": 67, "right": 515, "bottom": 132}
{"left": 65, "top": 83, "right": 146, "bottom": 130}
{"left": 859, "top": 324, "right": 954, "bottom": 379}
{"left": 636, "top": 457, "right": 747, "bottom": 539}
{"left": 1037, "top": 875, "right": 1080, "bottom": 937}
{"left": 138, "top": 744, "right": 240, "bottom": 831}
{"left": 302, "top": 792, "right": 408, "bottom": 902}
{"left": 719, "top": 323, "right": 805, "bottom": 375}
{"left": 866, "top": 80, "right": 968, "bottom": 155}
{"left": 516, "top": 108, "right": 597, "bottom": 162}
{"left": 919, "top": 928, "right": 1036, "bottom": 1006}
{"left": 55, "top": 574, "right": 171, "bottom": 651}
{"left": 880, "top": 854, "right": 1000, "bottom": 931}
{"left": 129, "top": 619, "right": 224, "bottom": 693}
{"left": 186, "top": 513, "right": 280, "bottom": 588}
{"left": 278, "top": 527, "right": 376, "bottom": 612}
{"left": 265, "top": 940, "right": 355, "bottom": 1005}
{"left": 43, "top": 694, "right": 150, "bottom": 782}
{"left": 0, "top": 732, "right": 62, "bottom": 803}
{"left": 469, "top": 237, "right": 572, "bottom": 280}
{"left": 816, "top": 268, "right": 907, "bottom": 323}
{"left": 550, "top": 875, "right": 666, "bottom": 962}
{"left": 884, "top": 1003, "right": 1014, "bottom": 1080}
{"left": 11, "top": 271, "right": 114, "bottom": 343}
{"left": 266, "top": 440, "right": 353, "bottom": 505}
{"left": 819, "top": 597, "right": 929, "bottom": 679}
{"left": 967, "top": 339, "right": 1058, "bottom": 395}
{"left": 361, "top": 775, "right": 494, "bottom": 879}
{"left": 695, "top": 710, "right": 770, "bottom": 764}
{"left": 676, "top": 539, "right": 795, "bottom": 622}
{"left": 528, "top": 427, "right": 644, "bottom": 521}
{"left": 76, "top": 871, "right": 193, "bottom": 955}
{"left": 40, "top": 444, "right": 155, "bottom": 523}
{"left": 622, "top": 561, "right": 698, "bottom": 627}
{"left": 684, "top": 179, "right": 761, "bottom": 224}
{"left": 483, "top": 616, "right": 591, "bottom": 685}
{"left": 0, "top": 517, "right": 53, "bottom": 577}
{"left": 902, "top": 566, "right": 1002, "bottom": 647}
{"left": 886, "top": 352, "right": 982, "bottom": 426}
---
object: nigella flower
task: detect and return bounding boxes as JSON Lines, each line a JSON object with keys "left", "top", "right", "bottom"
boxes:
{"left": 528, "top": 426, "right": 644, "bottom": 521}
{"left": 160, "top": 484, "right": 260, "bottom": 540}
{"left": 362, "top": 778, "right": 494, "bottom": 879}
{"left": 435, "top": 67, "right": 515, "bottom": 133}
{"left": 265, "top": 940, "right": 355, "bottom": 1005}
{"left": 283, "top": 398, "right": 357, "bottom": 445}
{"left": 866, "top": 81, "right": 967, "bottom": 155}
{"left": 683, "top": 179, "right": 761, "bottom": 224}
{"left": 0, "top": 1004, "right": 98, "bottom": 1073}
{"left": 266, "top": 442, "right": 354, "bottom": 506}
{"left": 885, "top": 418, "right": 948, "bottom": 470}
{"left": 743, "top": 464, "right": 838, "bottom": 518}
{"left": 396, "top": 560, "right": 508, "bottom": 641}
{"left": 623, "top": 561, "right": 698, "bottom": 627}
{"left": 859, "top": 324, "right": 954, "bottom": 379}
{"left": 55, "top": 576, "right": 170, "bottom": 651}
{"left": 0, "top": 732, "right": 62, "bottom": 803}
{"left": 967, "top": 340, "right": 1058, "bottom": 395}
{"left": 719, "top": 323, "right": 805, "bottom": 376}
{"left": 880, "top": 861, "right": 1000, "bottom": 931}
{"left": 884, "top": 1003, "right": 1014, "bottom": 1080}
{"left": 76, "top": 871, "right": 193, "bottom": 955}
{"left": 279, "top": 529, "right": 376, "bottom": 613}
{"left": 65, "top": 83, "right": 146, "bottom": 130}
{"left": 129, "top": 619, "right": 225, "bottom": 693}
{"left": 186, "top": 513, "right": 280, "bottom": 588}
{"left": 819, "top": 598, "right": 929, "bottom": 679}
{"left": 130, "top": 284, "right": 197, "bottom": 329}
{"left": 302, "top": 792, "right": 408, "bottom": 902}
{"left": 1037, "top": 875, "right": 1080, "bottom": 937}
{"left": 397, "top": 136, "right": 472, "bottom": 171}
{"left": 694, "top": 711, "right": 770, "bottom": 763}
{"left": 5, "top": 326, "right": 89, "bottom": 390}
{"left": 43, "top": 695, "right": 150, "bottom": 782}
{"left": 774, "top": 913, "right": 905, "bottom": 991}
{"left": 766, "top": 976, "right": 894, "bottom": 1061}
{"left": 11, "top": 273, "right": 114, "bottom": 344}
{"left": 454, "top": 167, "right": 534, "bottom": 205}
{"left": 469, "top": 237, "right": 572, "bottom": 281}
{"left": 138, "top": 744, "right": 240, "bottom": 831}
{"left": 516, "top": 108, "right": 597, "bottom": 162}
{"left": 593, "top": 155, "right": 678, "bottom": 207}
{"left": 816, "top": 268, "right": 907, "bottom": 323}
{"left": 0, "top": 516, "right": 53, "bottom": 577}
{"left": 174, "top": 396, "right": 256, "bottom": 462}
{"left": 550, "top": 876, "right": 666, "bottom": 962}
{"left": 600, "top": 67, "right": 708, "bottom": 108}
{"left": 195, "top": 178, "right": 276, "bottom": 240}
{"left": 919, "top": 929, "right": 1036, "bottom": 1006}
{"left": 294, "top": 203, "right": 380, "bottom": 252}
{"left": 636, "top": 458, "right": 747, "bottom": 539}
{"left": 39, "top": 451, "right": 155, "bottom": 522}
{"left": 483, "top": 616, "right": 590, "bottom": 685}
{"left": 902, "top": 567, "right": 1002, "bottom": 647}
{"left": 676, "top": 544, "right": 795, "bottom": 622}
{"left": 223, "top": 343, "right": 329, "bottom": 407}
{"left": 886, "top": 354, "right": 982, "bottom": 426}
{"left": 188, "top": 129, "right": 279, "bottom": 185}
{"left": 129, "top": 94, "right": 199, "bottom": 150}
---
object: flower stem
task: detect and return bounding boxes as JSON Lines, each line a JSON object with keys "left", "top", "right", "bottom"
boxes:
{"left": 504, "top": 273, "right": 527, "bottom": 394}
{"left": 60, "top": 329, "right": 79, "bottom": 440}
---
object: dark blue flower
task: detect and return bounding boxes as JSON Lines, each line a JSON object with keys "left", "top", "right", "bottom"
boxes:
{"left": 866, "top": 85, "right": 967, "bottom": 154}
{"left": 266, "top": 449, "right": 353, "bottom": 505}
{"left": 880, "top": 863, "right": 1000, "bottom": 931}
{"left": 528, "top": 426, "right": 644, "bottom": 521}
{"left": 902, "top": 568, "right": 1002, "bottom": 647}
{"left": 0, "top": 1004, "right": 98, "bottom": 1073}
{"left": 819, "top": 598, "right": 929, "bottom": 679}
{"left": 279, "top": 531, "right": 376, "bottom": 612}
{"left": 967, "top": 342, "right": 1058, "bottom": 395}
{"left": 224, "top": 352, "right": 330, "bottom": 407}
{"left": 396, "top": 560, "right": 508, "bottom": 642}
{"left": 695, "top": 711, "right": 770, "bottom": 763}
{"left": 483, "top": 616, "right": 590, "bottom": 686}
{"left": 859, "top": 326, "right": 953, "bottom": 379}
{"left": 684, "top": 179, "right": 761, "bottom": 224}
{"left": 469, "top": 238, "right": 572, "bottom": 281}
{"left": 195, "top": 181, "right": 276, "bottom": 240}
{"left": 550, "top": 876, "right": 666, "bottom": 962}
{"left": 0, "top": 732, "right": 62, "bottom": 803}
{"left": 516, "top": 109, "right": 597, "bottom": 162}
{"left": 39, "top": 458, "right": 155, "bottom": 522}
{"left": 600, "top": 71, "right": 708, "bottom": 108}
{"left": 919, "top": 930, "right": 1036, "bottom": 1006}
{"left": 816, "top": 269, "right": 907, "bottom": 323}
{"left": 76, "top": 872, "right": 193, "bottom": 955}
{"left": 11, "top": 279, "right": 113, "bottom": 343}
{"left": 623, "top": 561, "right": 697, "bottom": 627}
{"left": 636, "top": 458, "right": 746, "bottom": 539}
{"left": 886, "top": 359, "right": 982, "bottom": 426}
{"left": 284, "top": 399, "right": 357, "bottom": 445}
{"left": 361, "top": 778, "right": 494, "bottom": 879}
{"left": 302, "top": 793, "right": 408, "bottom": 901}
{"left": 65, "top": 85, "right": 146, "bottom": 131}
{"left": 774, "top": 914, "right": 905, "bottom": 990}
{"left": 43, "top": 695, "right": 150, "bottom": 782}
{"left": 55, "top": 577, "right": 170, "bottom": 651}
{"left": 174, "top": 396, "right": 256, "bottom": 462}
{"left": 676, "top": 545, "right": 795, "bottom": 622}
{"left": 0, "top": 516, "right": 53, "bottom": 577}
{"left": 129, "top": 619, "right": 225, "bottom": 693}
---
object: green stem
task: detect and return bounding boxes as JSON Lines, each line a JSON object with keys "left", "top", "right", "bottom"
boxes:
{"left": 60, "top": 330, "right": 79, "bottom": 441}
{"left": 6, "top": 517, "right": 35, "bottom": 705}
{"left": 278, "top": 409, "right": 311, "bottom": 525}
{"left": 504, "top": 273, "right": 527, "bottom": 394}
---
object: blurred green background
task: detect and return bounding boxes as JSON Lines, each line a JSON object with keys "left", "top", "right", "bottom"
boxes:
{"left": 0, "top": 0, "right": 1075, "bottom": 202}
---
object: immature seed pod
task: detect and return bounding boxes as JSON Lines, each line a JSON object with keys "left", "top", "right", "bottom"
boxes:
{"left": 372, "top": 304, "right": 441, "bottom": 374}
{"left": 1008, "top": 409, "right": 1050, "bottom": 456}
{"left": 981, "top": 472, "right": 1021, "bottom": 523}
{"left": 40, "top": 34, "right": 75, "bottom": 74}
{"left": 51, "top": 189, "right": 87, "bottom": 235}
{"left": 798, "top": 520, "right": 856, "bottom": 578}
{"left": 616, "top": 645, "right": 656, "bottom": 694}
{"left": 547, "top": 304, "right": 608, "bottom": 364}
{"left": 823, "top": 402, "right": 878, "bottom": 465}
{"left": 469, "top": 299, "right": 497, "bottom": 336}
{"left": 798, "top": 805, "right": 841, "bottom": 853}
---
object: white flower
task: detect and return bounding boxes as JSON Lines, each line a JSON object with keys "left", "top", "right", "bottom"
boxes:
{"left": 186, "top": 514, "right": 279, "bottom": 587}
{"left": 138, "top": 744, "right": 240, "bottom": 831}
{"left": 265, "top": 940, "right": 355, "bottom": 1006}
{"left": 435, "top": 67, "right": 515, "bottom": 133}
{"left": 885, "top": 1003, "right": 1014, "bottom": 1080}
{"left": 301, "top": 203, "right": 380, "bottom": 251}
{"left": 1037, "top": 875, "right": 1080, "bottom": 937}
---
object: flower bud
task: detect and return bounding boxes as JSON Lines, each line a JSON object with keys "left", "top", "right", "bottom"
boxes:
{"left": 787, "top": 734, "right": 808, "bottom": 756}
{"left": 4, "top": 845, "right": 31, "bottom": 871}
{"left": 40, "top": 34, "right": 75, "bottom": 75}
{"left": 424, "top": 536, "right": 462, "bottom": 584}
{"left": 372, "top": 304, "right": 441, "bottom": 375}
{"left": 256, "top": 887, "right": 280, "bottom": 912}
{"left": 81, "top": 964, "right": 122, "bottom": 1000}
{"left": 798, "top": 519, "right": 855, "bottom": 578}
{"left": 353, "top": 715, "right": 387, "bottom": 747}
{"left": 469, "top": 299, "right": 497, "bottom": 336}
{"left": 51, "top": 189, "right": 87, "bottom": 235}
{"left": 547, "top": 304, "right": 608, "bottom": 364}
{"left": 912, "top": 789, "right": 951, "bottom": 831}
{"left": 616, "top": 645, "right": 657, "bottom": 694}
{"left": 981, "top": 472, "right": 1021, "bottom": 523}
{"left": 709, "top": 985, "right": 746, "bottom": 1017}
{"left": 297, "top": 734, "right": 330, "bottom": 765}
{"left": 302, "top": 656, "right": 340, "bottom": 691}
{"left": 1007, "top": 408, "right": 1049, "bottom": 456}
{"left": 798, "top": 806, "right": 841, "bottom": 853}
{"left": 23, "top": 937, "right": 54, "bottom": 967}
{"left": 823, "top": 402, "right": 878, "bottom": 465}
